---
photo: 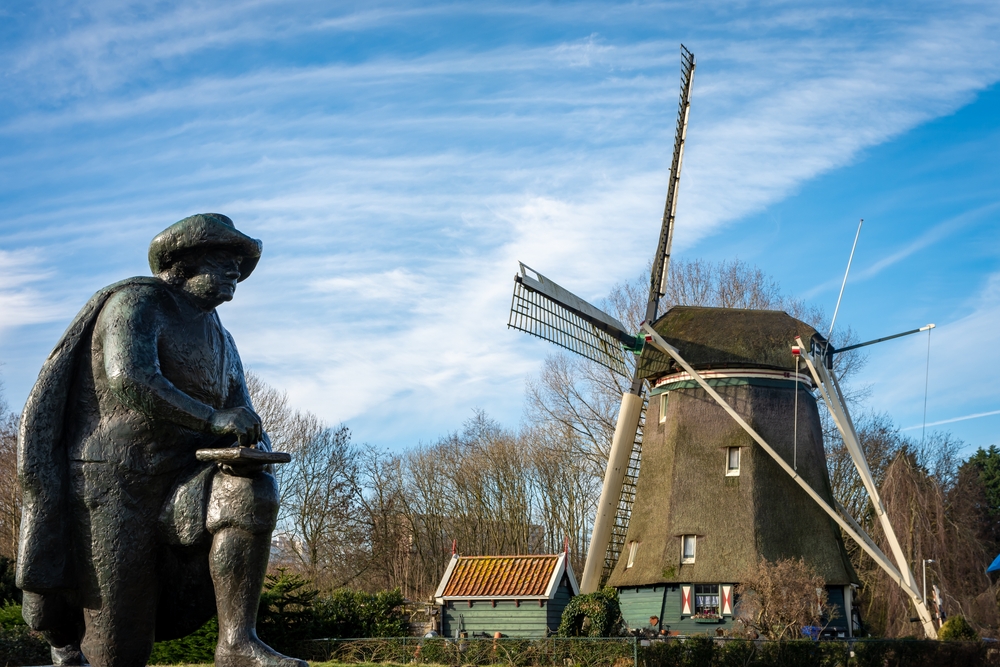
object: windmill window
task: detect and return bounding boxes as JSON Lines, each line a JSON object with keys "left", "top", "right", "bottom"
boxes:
{"left": 726, "top": 447, "right": 741, "bottom": 476}
{"left": 681, "top": 535, "right": 696, "bottom": 563}
{"left": 659, "top": 392, "right": 669, "bottom": 423}
{"left": 694, "top": 584, "right": 719, "bottom": 615}
{"left": 626, "top": 541, "right": 639, "bottom": 568}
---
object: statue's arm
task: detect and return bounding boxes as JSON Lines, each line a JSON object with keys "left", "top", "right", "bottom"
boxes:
{"left": 102, "top": 290, "right": 216, "bottom": 431}
{"left": 223, "top": 328, "right": 273, "bottom": 452}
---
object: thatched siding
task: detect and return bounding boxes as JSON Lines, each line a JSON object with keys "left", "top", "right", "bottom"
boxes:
{"left": 607, "top": 381, "right": 856, "bottom": 588}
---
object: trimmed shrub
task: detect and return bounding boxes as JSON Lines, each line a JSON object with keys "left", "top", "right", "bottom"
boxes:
{"left": 939, "top": 615, "right": 979, "bottom": 641}
{"left": 852, "top": 638, "right": 991, "bottom": 667}
{"left": 310, "top": 588, "right": 407, "bottom": 640}
{"left": 0, "top": 559, "right": 20, "bottom": 606}
{"left": 0, "top": 605, "right": 24, "bottom": 631}
{"left": 256, "top": 571, "right": 319, "bottom": 654}
{"left": 149, "top": 616, "right": 218, "bottom": 665}
{"left": 557, "top": 587, "right": 625, "bottom": 637}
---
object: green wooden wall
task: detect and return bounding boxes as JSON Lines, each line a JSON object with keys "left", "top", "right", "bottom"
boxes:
{"left": 440, "top": 575, "right": 575, "bottom": 638}
{"left": 826, "top": 586, "right": 849, "bottom": 632}
{"left": 442, "top": 599, "right": 551, "bottom": 638}
{"left": 547, "top": 580, "right": 573, "bottom": 631}
{"left": 618, "top": 584, "right": 735, "bottom": 636}
{"left": 618, "top": 584, "right": 850, "bottom": 636}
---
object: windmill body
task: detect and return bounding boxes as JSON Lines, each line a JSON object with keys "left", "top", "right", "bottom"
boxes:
{"left": 507, "top": 45, "right": 938, "bottom": 638}
{"left": 608, "top": 307, "right": 858, "bottom": 636}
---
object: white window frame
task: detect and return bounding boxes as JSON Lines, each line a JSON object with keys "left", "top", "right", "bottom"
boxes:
{"left": 726, "top": 446, "right": 741, "bottom": 477}
{"left": 659, "top": 392, "right": 669, "bottom": 423}
{"left": 626, "top": 541, "right": 639, "bottom": 569}
{"left": 694, "top": 584, "right": 720, "bottom": 615}
{"left": 681, "top": 535, "right": 696, "bottom": 564}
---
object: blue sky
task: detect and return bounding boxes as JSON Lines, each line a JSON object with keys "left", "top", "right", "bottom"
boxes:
{"left": 2, "top": 1, "right": 999, "bottom": 455}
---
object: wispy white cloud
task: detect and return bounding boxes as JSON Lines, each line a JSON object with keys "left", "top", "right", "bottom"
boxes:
{"left": 3, "top": 0, "right": 1000, "bottom": 447}
{"left": 903, "top": 409, "right": 1000, "bottom": 431}
{"left": 802, "top": 202, "right": 1000, "bottom": 298}
{"left": 0, "top": 249, "right": 72, "bottom": 337}
{"left": 861, "top": 271, "right": 1000, "bottom": 446}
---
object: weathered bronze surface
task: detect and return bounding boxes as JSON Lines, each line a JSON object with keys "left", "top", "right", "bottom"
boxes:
{"left": 16, "top": 214, "right": 307, "bottom": 667}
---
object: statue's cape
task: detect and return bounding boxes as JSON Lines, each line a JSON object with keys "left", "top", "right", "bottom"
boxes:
{"left": 16, "top": 277, "right": 162, "bottom": 592}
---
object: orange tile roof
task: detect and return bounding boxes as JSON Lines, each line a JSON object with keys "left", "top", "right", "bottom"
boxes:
{"left": 441, "top": 555, "right": 562, "bottom": 598}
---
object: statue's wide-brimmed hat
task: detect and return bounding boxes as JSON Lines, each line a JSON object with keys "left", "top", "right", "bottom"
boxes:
{"left": 148, "top": 213, "right": 262, "bottom": 281}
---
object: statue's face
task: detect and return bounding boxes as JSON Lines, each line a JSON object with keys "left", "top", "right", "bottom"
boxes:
{"left": 181, "top": 249, "right": 242, "bottom": 309}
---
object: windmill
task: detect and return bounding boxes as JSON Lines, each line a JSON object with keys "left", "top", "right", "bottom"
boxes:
{"left": 507, "top": 46, "right": 940, "bottom": 638}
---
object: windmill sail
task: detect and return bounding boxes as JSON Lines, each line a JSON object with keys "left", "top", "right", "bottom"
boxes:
{"left": 506, "top": 45, "right": 696, "bottom": 593}
{"left": 597, "top": 45, "right": 696, "bottom": 588}
{"left": 508, "top": 263, "right": 638, "bottom": 377}
{"left": 644, "top": 44, "right": 696, "bottom": 342}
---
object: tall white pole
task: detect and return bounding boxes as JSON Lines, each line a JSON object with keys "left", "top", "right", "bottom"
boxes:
{"left": 829, "top": 218, "right": 863, "bottom": 339}
{"left": 579, "top": 392, "right": 644, "bottom": 593}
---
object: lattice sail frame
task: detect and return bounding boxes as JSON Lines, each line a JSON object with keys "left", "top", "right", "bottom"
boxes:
{"left": 507, "top": 265, "right": 633, "bottom": 377}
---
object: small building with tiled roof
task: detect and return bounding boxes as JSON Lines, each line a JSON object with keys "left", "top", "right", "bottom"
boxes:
{"left": 434, "top": 553, "right": 579, "bottom": 638}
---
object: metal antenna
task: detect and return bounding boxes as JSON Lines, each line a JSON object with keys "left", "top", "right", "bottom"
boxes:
{"left": 922, "top": 326, "right": 933, "bottom": 446}
{"left": 829, "top": 218, "right": 863, "bottom": 339}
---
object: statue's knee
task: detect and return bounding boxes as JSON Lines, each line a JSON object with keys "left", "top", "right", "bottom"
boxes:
{"left": 206, "top": 471, "right": 278, "bottom": 535}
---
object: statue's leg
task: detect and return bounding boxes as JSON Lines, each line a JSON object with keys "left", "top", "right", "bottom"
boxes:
{"left": 207, "top": 470, "right": 307, "bottom": 667}
{"left": 71, "top": 464, "right": 172, "bottom": 667}
{"left": 21, "top": 591, "right": 86, "bottom": 665}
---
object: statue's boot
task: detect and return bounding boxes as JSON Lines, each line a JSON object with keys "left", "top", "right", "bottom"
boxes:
{"left": 210, "top": 526, "right": 307, "bottom": 667}
{"left": 48, "top": 641, "right": 87, "bottom": 666}
{"left": 22, "top": 592, "right": 88, "bottom": 666}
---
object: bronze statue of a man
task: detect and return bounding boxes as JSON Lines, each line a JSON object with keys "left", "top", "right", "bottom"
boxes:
{"left": 16, "top": 214, "right": 306, "bottom": 667}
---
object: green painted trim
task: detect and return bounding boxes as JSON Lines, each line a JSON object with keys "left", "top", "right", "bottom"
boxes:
{"left": 650, "top": 377, "right": 808, "bottom": 395}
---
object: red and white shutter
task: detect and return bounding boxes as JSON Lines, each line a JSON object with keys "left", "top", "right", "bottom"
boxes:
{"left": 721, "top": 585, "right": 733, "bottom": 615}
{"left": 681, "top": 585, "right": 692, "bottom": 615}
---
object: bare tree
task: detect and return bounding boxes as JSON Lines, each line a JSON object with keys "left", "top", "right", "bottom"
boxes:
{"left": 283, "top": 425, "right": 362, "bottom": 591}
{"left": 355, "top": 446, "right": 417, "bottom": 596}
{"left": 525, "top": 423, "right": 600, "bottom": 575}
{"left": 246, "top": 371, "right": 365, "bottom": 591}
{"left": 736, "top": 557, "right": 836, "bottom": 640}
{"left": 0, "top": 383, "right": 20, "bottom": 560}
{"left": 857, "top": 443, "right": 996, "bottom": 637}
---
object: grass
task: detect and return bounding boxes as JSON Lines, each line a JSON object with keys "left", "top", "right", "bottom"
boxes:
{"left": 148, "top": 664, "right": 453, "bottom": 667}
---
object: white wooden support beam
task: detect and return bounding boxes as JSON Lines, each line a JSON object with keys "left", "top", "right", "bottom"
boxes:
{"left": 580, "top": 391, "right": 644, "bottom": 593}
{"left": 795, "top": 336, "right": 936, "bottom": 638}
{"left": 640, "top": 324, "right": 938, "bottom": 638}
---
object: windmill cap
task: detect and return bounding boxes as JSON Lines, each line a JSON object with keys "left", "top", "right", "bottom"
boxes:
{"left": 148, "top": 213, "right": 262, "bottom": 281}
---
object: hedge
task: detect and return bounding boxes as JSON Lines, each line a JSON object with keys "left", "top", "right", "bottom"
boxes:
{"left": 303, "top": 636, "right": 1000, "bottom": 667}
{"left": 306, "top": 636, "right": 636, "bottom": 666}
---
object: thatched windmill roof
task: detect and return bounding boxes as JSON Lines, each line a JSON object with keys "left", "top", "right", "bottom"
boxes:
{"left": 637, "top": 307, "right": 823, "bottom": 379}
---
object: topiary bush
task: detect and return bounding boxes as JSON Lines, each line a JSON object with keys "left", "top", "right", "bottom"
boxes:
{"left": 148, "top": 616, "right": 218, "bottom": 665}
{"left": 0, "top": 558, "right": 20, "bottom": 606}
{"left": 938, "top": 614, "right": 979, "bottom": 641}
{"left": 310, "top": 587, "right": 407, "bottom": 640}
{"left": 256, "top": 570, "right": 320, "bottom": 655}
{"left": 556, "top": 587, "right": 624, "bottom": 637}
{"left": 0, "top": 604, "right": 24, "bottom": 630}
{"left": 0, "top": 625, "right": 50, "bottom": 667}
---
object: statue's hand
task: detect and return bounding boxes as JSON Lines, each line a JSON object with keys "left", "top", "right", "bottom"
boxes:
{"left": 209, "top": 407, "right": 263, "bottom": 447}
